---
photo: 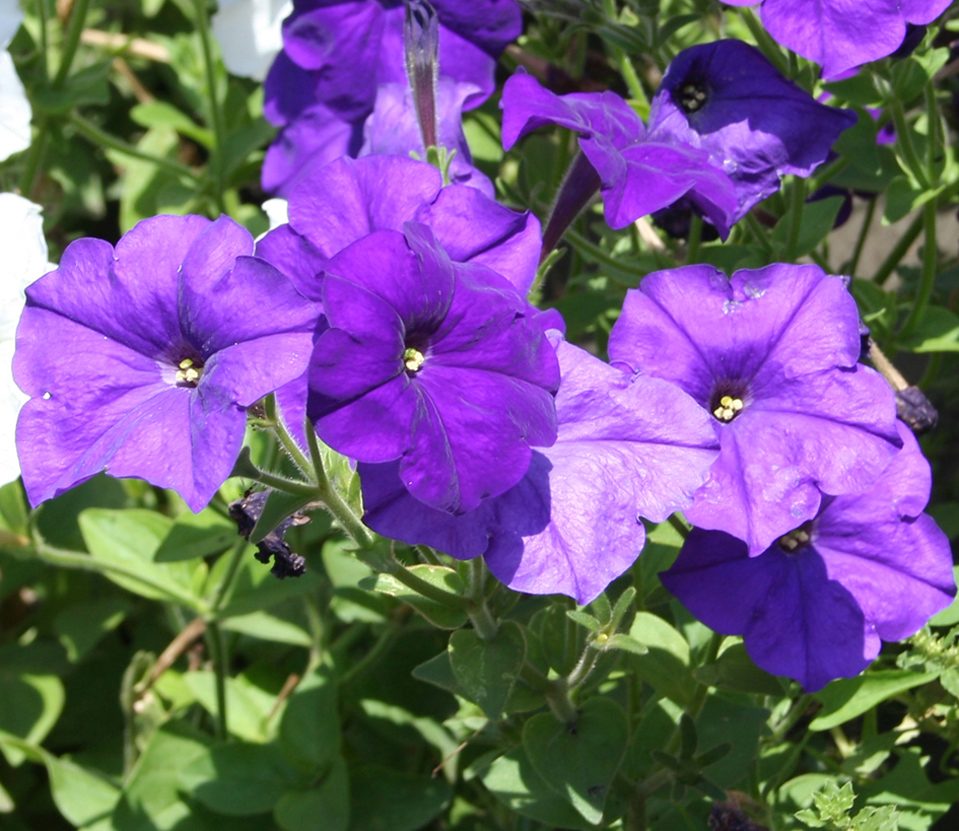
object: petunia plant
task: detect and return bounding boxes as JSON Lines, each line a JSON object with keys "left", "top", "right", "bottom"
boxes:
{"left": 1, "top": 1, "right": 959, "bottom": 830}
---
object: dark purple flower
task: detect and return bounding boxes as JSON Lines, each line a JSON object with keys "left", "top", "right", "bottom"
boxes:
{"left": 647, "top": 41, "right": 856, "bottom": 220}
{"left": 723, "top": 0, "right": 950, "bottom": 79}
{"left": 662, "top": 422, "right": 956, "bottom": 691}
{"left": 360, "top": 338, "right": 719, "bottom": 603}
{"left": 608, "top": 263, "right": 902, "bottom": 555}
{"left": 308, "top": 222, "right": 559, "bottom": 514}
{"left": 263, "top": 0, "right": 521, "bottom": 195}
{"left": 14, "top": 215, "right": 318, "bottom": 512}
{"left": 256, "top": 154, "right": 545, "bottom": 446}
{"left": 500, "top": 71, "right": 740, "bottom": 238}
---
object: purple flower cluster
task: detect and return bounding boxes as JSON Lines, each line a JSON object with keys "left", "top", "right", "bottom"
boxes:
{"left": 607, "top": 263, "right": 954, "bottom": 689}
{"left": 262, "top": 0, "right": 521, "bottom": 195}
{"left": 501, "top": 40, "right": 855, "bottom": 241}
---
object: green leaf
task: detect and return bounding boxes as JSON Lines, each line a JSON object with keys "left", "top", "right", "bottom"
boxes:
{"left": 361, "top": 565, "right": 468, "bottom": 629}
{"left": 249, "top": 490, "right": 315, "bottom": 546}
{"left": 628, "top": 612, "right": 695, "bottom": 706}
{"left": 275, "top": 758, "right": 349, "bottom": 831}
{"left": 604, "top": 633, "right": 648, "bottom": 655}
{"left": 811, "top": 669, "right": 938, "bottom": 730}
{"left": 180, "top": 742, "right": 300, "bottom": 815}
{"left": 0, "top": 479, "right": 28, "bottom": 536}
{"left": 0, "top": 673, "right": 65, "bottom": 765}
{"left": 45, "top": 755, "right": 120, "bottom": 828}
{"left": 448, "top": 622, "right": 526, "bottom": 719}
{"left": 883, "top": 175, "right": 943, "bottom": 225}
{"left": 930, "top": 566, "right": 959, "bottom": 625}
{"left": 111, "top": 721, "right": 212, "bottom": 831}
{"left": 219, "top": 612, "right": 312, "bottom": 647}
{"left": 696, "top": 641, "right": 784, "bottom": 696}
{"left": 34, "top": 61, "right": 111, "bottom": 113}
{"left": 322, "top": 539, "right": 390, "bottom": 623}
{"left": 154, "top": 510, "right": 237, "bottom": 562}
{"left": 184, "top": 672, "right": 280, "bottom": 743}
{"left": 522, "top": 697, "right": 629, "bottom": 824}
{"left": 349, "top": 765, "right": 451, "bottom": 831}
{"left": 900, "top": 306, "right": 959, "bottom": 353}
{"left": 279, "top": 667, "right": 340, "bottom": 772}
{"left": 772, "top": 195, "right": 845, "bottom": 258}
{"left": 566, "top": 610, "right": 601, "bottom": 632}
{"left": 78, "top": 508, "right": 201, "bottom": 607}
{"left": 479, "top": 746, "right": 596, "bottom": 831}
{"left": 54, "top": 598, "right": 130, "bottom": 662}
{"left": 131, "top": 101, "right": 214, "bottom": 147}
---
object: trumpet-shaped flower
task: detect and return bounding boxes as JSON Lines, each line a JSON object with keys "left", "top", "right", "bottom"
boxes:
{"left": 308, "top": 222, "right": 559, "bottom": 514}
{"left": 359, "top": 339, "right": 719, "bottom": 604}
{"left": 724, "top": 0, "right": 951, "bottom": 79}
{"left": 608, "top": 263, "right": 901, "bottom": 555}
{"left": 647, "top": 40, "right": 856, "bottom": 219}
{"left": 15, "top": 215, "right": 318, "bottom": 512}
{"left": 662, "top": 423, "right": 956, "bottom": 691}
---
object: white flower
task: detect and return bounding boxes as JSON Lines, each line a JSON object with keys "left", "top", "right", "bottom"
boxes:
{"left": 0, "top": 194, "right": 53, "bottom": 485}
{"left": 212, "top": 0, "right": 292, "bottom": 81}
{"left": 0, "top": 0, "right": 30, "bottom": 161}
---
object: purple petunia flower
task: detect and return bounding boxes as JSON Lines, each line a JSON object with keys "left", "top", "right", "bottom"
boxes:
{"left": 308, "top": 222, "right": 559, "bottom": 515}
{"left": 724, "top": 0, "right": 950, "bottom": 80}
{"left": 647, "top": 40, "right": 856, "bottom": 220}
{"left": 359, "top": 338, "right": 720, "bottom": 604}
{"left": 262, "top": 0, "right": 521, "bottom": 195}
{"left": 608, "top": 262, "right": 902, "bottom": 555}
{"left": 500, "top": 70, "right": 740, "bottom": 239}
{"left": 14, "top": 215, "right": 318, "bottom": 512}
{"left": 662, "top": 422, "right": 956, "bottom": 691}
{"left": 255, "top": 154, "right": 546, "bottom": 445}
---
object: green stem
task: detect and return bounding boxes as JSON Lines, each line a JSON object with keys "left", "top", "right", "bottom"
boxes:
{"left": 519, "top": 661, "right": 552, "bottom": 693}
{"left": 925, "top": 82, "right": 938, "bottom": 181}
{"left": 34, "top": 535, "right": 208, "bottom": 613}
{"left": 601, "top": 0, "right": 649, "bottom": 110}
{"left": 210, "top": 539, "right": 249, "bottom": 612}
{"left": 386, "top": 560, "right": 472, "bottom": 610}
{"left": 898, "top": 198, "right": 938, "bottom": 339}
{"left": 35, "top": 0, "right": 49, "bottom": 81}
{"left": 340, "top": 623, "right": 401, "bottom": 688}
{"left": 205, "top": 621, "right": 229, "bottom": 740}
{"left": 784, "top": 176, "right": 805, "bottom": 262}
{"left": 566, "top": 642, "right": 603, "bottom": 691}
{"left": 743, "top": 212, "right": 773, "bottom": 255}
{"left": 564, "top": 228, "right": 650, "bottom": 281}
{"left": 738, "top": 8, "right": 790, "bottom": 77}
{"left": 241, "top": 464, "right": 320, "bottom": 498}
{"left": 686, "top": 214, "right": 703, "bottom": 265}
{"left": 466, "top": 557, "right": 498, "bottom": 640}
{"left": 191, "top": 0, "right": 226, "bottom": 209}
{"left": 848, "top": 197, "right": 877, "bottom": 276}
{"left": 71, "top": 114, "right": 200, "bottom": 181}
{"left": 266, "top": 395, "right": 314, "bottom": 479}
{"left": 872, "top": 210, "right": 923, "bottom": 284}
{"left": 768, "top": 695, "right": 813, "bottom": 744}
{"left": 890, "top": 99, "right": 930, "bottom": 189}
{"left": 53, "top": 0, "right": 91, "bottom": 87}
{"left": 18, "top": 126, "right": 49, "bottom": 198}
{"left": 305, "top": 423, "right": 374, "bottom": 547}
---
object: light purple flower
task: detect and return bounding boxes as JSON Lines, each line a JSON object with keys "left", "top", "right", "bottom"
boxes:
{"left": 647, "top": 40, "right": 856, "bottom": 220}
{"left": 662, "top": 422, "right": 956, "bottom": 691}
{"left": 308, "top": 222, "right": 559, "bottom": 514}
{"left": 608, "top": 263, "right": 902, "bottom": 555}
{"left": 723, "top": 0, "right": 951, "bottom": 79}
{"left": 500, "top": 71, "right": 740, "bottom": 237}
{"left": 360, "top": 338, "right": 720, "bottom": 604}
{"left": 263, "top": 0, "right": 521, "bottom": 195}
{"left": 14, "top": 215, "right": 318, "bottom": 512}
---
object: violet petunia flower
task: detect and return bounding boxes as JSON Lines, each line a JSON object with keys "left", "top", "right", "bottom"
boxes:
{"left": 262, "top": 0, "right": 521, "bottom": 195}
{"left": 256, "top": 154, "right": 545, "bottom": 446}
{"left": 608, "top": 263, "right": 902, "bottom": 555}
{"left": 724, "top": 0, "right": 950, "bottom": 80}
{"left": 662, "top": 422, "right": 956, "bottom": 691}
{"left": 500, "top": 70, "right": 740, "bottom": 239}
{"left": 308, "top": 222, "right": 559, "bottom": 515}
{"left": 647, "top": 41, "right": 856, "bottom": 220}
{"left": 14, "top": 215, "right": 318, "bottom": 512}
{"left": 359, "top": 338, "right": 720, "bottom": 604}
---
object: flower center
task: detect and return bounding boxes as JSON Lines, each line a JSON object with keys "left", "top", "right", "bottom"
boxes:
{"left": 404, "top": 347, "right": 425, "bottom": 373}
{"left": 677, "top": 80, "right": 708, "bottom": 114}
{"left": 175, "top": 357, "right": 203, "bottom": 387}
{"left": 777, "top": 523, "right": 814, "bottom": 554}
{"left": 712, "top": 394, "right": 744, "bottom": 422}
